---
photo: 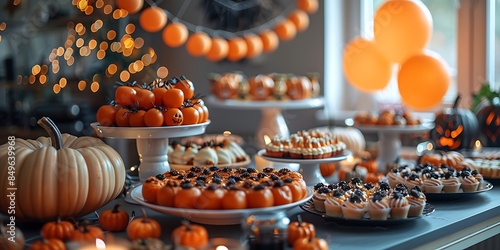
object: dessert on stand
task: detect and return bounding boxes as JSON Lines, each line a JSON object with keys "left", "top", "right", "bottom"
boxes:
{"left": 92, "top": 76, "right": 211, "bottom": 182}
{"left": 259, "top": 129, "right": 352, "bottom": 185}
{"left": 349, "top": 109, "right": 434, "bottom": 172}
{"left": 207, "top": 72, "right": 324, "bottom": 148}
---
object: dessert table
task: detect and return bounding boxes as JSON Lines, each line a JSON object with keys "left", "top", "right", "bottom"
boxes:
{"left": 11, "top": 181, "right": 500, "bottom": 250}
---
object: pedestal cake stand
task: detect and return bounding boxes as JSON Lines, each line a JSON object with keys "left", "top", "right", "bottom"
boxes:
{"left": 206, "top": 96, "right": 324, "bottom": 148}
{"left": 352, "top": 122, "right": 434, "bottom": 172}
{"left": 91, "top": 121, "right": 210, "bottom": 182}
{"left": 257, "top": 149, "right": 351, "bottom": 186}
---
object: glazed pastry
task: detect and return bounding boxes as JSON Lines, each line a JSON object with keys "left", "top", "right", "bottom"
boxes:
{"left": 193, "top": 144, "right": 218, "bottom": 166}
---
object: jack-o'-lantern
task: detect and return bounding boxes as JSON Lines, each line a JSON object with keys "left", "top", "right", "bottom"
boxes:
{"left": 209, "top": 72, "right": 242, "bottom": 100}
{"left": 476, "top": 97, "right": 500, "bottom": 147}
{"left": 286, "top": 76, "right": 312, "bottom": 100}
{"left": 430, "top": 95, "right": 479, "bottom": 150}
{"left": 249, "top": 74, "right": 275, "bottom": 100}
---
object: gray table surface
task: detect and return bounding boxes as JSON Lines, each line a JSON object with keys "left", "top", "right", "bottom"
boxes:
{"left": 12, "top": 179, "right": 499, "bottom": 250}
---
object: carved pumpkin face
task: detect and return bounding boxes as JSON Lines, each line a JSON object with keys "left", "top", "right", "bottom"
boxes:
{"left": 476, "top": 97, "right": 500, "bottom": 146}
{"left": 430, "top": 95, "right": 479, "bottom": 150}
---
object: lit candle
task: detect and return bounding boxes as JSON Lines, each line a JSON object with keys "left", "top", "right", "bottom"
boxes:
{"left": 473, "top": 140, "right": 482, "bottom": 155}
{"left": 78, "top": 239, "right": 129, "bottom": 250}
{"left": 208, "top": 238, "right": 246, "bottom": 250}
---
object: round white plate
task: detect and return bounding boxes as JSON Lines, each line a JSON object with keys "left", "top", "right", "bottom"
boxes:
{"left": 170, "top": 158, "right": 252, "bottom": 171}
{"left": 130, "top": 185, "right": 313, "bottom": 225}
{"left": 91, "top": 121, "right": 211, "bottom": 139}
{"left": 257, "top": 149, "right": 351, "bottom": 164}
{"left": 206, "top": 96, "right": 324, "bottom": 110}
{"left": 349, "top": 121, "right": 435, "bottom": 134}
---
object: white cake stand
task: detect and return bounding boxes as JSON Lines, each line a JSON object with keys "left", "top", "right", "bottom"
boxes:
{"left": 91, "top": 121, "right": 210, "bottom": 182}
{"left": 206, "top": 96, "right": 325, "bottom": 148}
{"left": 257, "top": 149, "right": 351, "bottom": 186}
{"left": 351, "top": 122, "right": 434, "bottom": 172}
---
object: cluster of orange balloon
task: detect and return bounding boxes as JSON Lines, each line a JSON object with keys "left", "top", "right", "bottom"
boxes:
{"left": 116, "top": 0, "right": 318, "bottom": 62}
{"left": 342, "top": 0, "right": 451, "bottom": 111}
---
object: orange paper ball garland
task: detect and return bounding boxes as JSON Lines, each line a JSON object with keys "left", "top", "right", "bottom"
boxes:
{"left": 127, "top": 0, "right": 319, "bottom": 62}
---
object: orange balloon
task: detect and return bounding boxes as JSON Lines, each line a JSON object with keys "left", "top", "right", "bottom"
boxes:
{"left": 296, "top": 0, "right": 319, "bottom": 14}
{"left": 162, "top": 22, "right": 188, "bottom": 48}
{"left": 186, "top": 32, "right": 212, "bottom": 57}
{"left": 244, "top": 34, "right": 263, "bottom": 59}
{"left": 288, "top": 10, "right": 309, "bottom": 32}
{"left": 259, "top": 30, "right": 279, "bottom": 53}
{"left": 342, "top": 37, "right": 393, "bottom": 92}
{"left": 206, "top": 37, "right": 229, "bottom": 62}
{"left": 374, "top": 0, "right": 433, "bottom": 63}
{"left": 116, "top": 0, "right": 144, "bottom": 14}
{"left": 398, "top": 50, "right": 450, "bottom": 111}
{"left": 275, "top": 19, "right": 297, "bottom": 41}
{"left": 139, "top": 7, "right": 167, "bottom": 32}
{"left": 227, "top": 37, "right": 247, "bottom": 62}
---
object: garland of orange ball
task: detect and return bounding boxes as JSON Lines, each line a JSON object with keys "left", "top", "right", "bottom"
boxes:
{"left": 116, "top": 0, "right": 319, "bottom": 62}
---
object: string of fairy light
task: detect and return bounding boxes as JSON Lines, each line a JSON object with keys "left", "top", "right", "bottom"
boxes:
{"left": 3, "top": 0, "right": 317, "bottom": 94}
{"left": 13, "top": 0, "right": 169, "bottom": 94}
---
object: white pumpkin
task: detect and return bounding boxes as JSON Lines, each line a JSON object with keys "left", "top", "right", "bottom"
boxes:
{"left": 0, "top": 117, "right": 126, "bottom": 221}
{"left": 331, "top": 127, "right": 366, "bottom": 157}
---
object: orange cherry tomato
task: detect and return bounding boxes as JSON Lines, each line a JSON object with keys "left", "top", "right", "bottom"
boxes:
{"left": 175, "top": 76, "right": 195, "bottom": 100}
{"left": 194, "top": 105, "right": 205, "bottom": 123}
{"left": 246, "top": 184, "right": 274, "bottom": 208}
{"left": 221, "top": 188, "right": 247, "bottom": 209}
{"left": 200, "top": 105, "right": 209, "bottom": 123}
{"left": 163, "top": 108, "right": 183, "bottom": 126}
{"left": 163, "top": 88, "right": 184, "bottom": 108}
{"left": 136, "top": 88, "right": 155, "bottom": 109}
{"left": 115, "top": 107, "right": 131, "bottom": 127}
{"left": 96, "top": 105, "right": 118, "bottom": 126}
{"left": 157, "top": 182, "right": 179, "bottom": 207}
{"left": 283, "top": 178, "right": 305, "bottom": 202}
{"left": 115, "top": 86, "right": 137, "bottom": 107}
{"left": 152, "top": 87, "right": 168, "bottom": 106}
{"left": 181, "top": 106, "right": 200, "bottom": 125}
{"left": 129, "top": 109, "right": 146, "bottom": 127}
{"left": 144, "top": 108, "right": 164, "bottom": 127}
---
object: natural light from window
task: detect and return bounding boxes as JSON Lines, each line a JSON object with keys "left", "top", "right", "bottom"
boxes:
{"left": 372, "top": 0, "right": 458, "bottom": 107}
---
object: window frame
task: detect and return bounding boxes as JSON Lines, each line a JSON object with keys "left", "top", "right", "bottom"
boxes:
{"left": 323, "top": 0, "right": 491, "bottom": 122}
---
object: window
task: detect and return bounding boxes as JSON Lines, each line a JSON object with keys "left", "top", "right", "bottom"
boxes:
{"left": 324, "top": 0, "right": 490, "bottom": 120}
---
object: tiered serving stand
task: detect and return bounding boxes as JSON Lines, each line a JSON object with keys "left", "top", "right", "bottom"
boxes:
{"left": 206, "top": 96, "right": 324, "bottom": 148}
{"left": 258, "top": 149, "right": 351, "bottom": 185}
{"left": 348, "top": 120, "right": 434, "bottom": 171}
{"left": 91, "top": 121, "right": 210, "bottom": 182}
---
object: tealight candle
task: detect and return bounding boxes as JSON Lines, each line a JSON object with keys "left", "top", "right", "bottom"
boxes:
{"left": 207, "top": 238, "right": 247, "bottom": 250}
{"left": 77, "top": 239, "right": 129, "bottom": 250}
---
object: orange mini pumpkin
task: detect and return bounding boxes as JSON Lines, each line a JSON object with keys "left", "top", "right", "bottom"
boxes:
{"left": 70, "top": 221, "right": 104, "bottom": 244}
{"left": 29, "top": 238, "right": 65, "bottom": 250}
{"left": 41, "top": 217, "right": 75, "bottom": 241}
{"left": 287, "top": 215, "right": 316, "bottom": 246}
{"left": 171, "top": 221, "right": 209, "bottom": 249}
{"left": 358, "top": 158, "right": 378, "bottom": 174}
{"left": 127, "top": 209, "right": 161, "bottom": 241}
{"left": 98, "top": 204, "right": 130, "bottom": 232}
{"left": 293, "top": 237, "right": 329, "bottom": 250}
{"left": 319, "top": 162, "right": 337, "bottom": 177}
